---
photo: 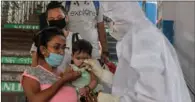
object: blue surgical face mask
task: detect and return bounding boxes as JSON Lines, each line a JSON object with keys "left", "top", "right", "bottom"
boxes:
{"left": 45, "top": 53, "right": 64, "bottom": 68}
{"left": 48, "top": 18, "right": 66, "bottom": 29}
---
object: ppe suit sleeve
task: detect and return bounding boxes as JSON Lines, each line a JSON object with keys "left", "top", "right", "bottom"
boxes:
{"left": 84, "top": 59, "right": 114, "bottom": 87}
{"left": 98, "top": 92, "right": 120, "bottom": 102}
{"left": 98, "top": 38, "right": 166, "bottom": 102}
{"left": 99, "top": 68, "right": 113, "bottom": 88}
{"left": 119, "top": 33, "right": 166, "bottom": 102}
{"left": 121, "top": 67, "right": 165, "bottom": 102}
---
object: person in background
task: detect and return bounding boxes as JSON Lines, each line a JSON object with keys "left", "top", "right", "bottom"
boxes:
{"left": 63, "top": 1, "right": 108, "bottom": 60}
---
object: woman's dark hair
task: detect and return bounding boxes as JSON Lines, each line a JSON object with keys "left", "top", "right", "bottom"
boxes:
{"left": 33, "top": 27, "right": 64, "bottom": 58}
{"left": 46, "top": 1, "right": 65, "bottom": 18}
{"left": 72, "top": 39, "right": 93, "bottom": 56}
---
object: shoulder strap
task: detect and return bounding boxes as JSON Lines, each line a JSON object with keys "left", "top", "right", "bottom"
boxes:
{"left": 72, "top": 33, "right": 80, "bottom": 45}
{"left": 22, "top": 68, "right": 41, "bottom": 82}
{"left": 65, "top": 1, "right": 71, "bottom": 14}
{"left": 93, "top": 1, "right": 100, "bottom": 16}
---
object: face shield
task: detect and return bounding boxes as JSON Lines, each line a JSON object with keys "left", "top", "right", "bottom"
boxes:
{"left": 102, "top": 2, "right": 148, "bottom": 40}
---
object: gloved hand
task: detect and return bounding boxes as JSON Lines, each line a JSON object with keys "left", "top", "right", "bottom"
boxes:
{"left": 84, "top": 59, "right": 113, "bottom": 87}
{"left": 98, "top": 92, "right": 120, "bottom": 102}
{"left": 84, "top": 59, "right": 104, "bottom": 78}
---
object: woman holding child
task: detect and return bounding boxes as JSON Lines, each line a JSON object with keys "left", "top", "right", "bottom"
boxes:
{"left": 21, "top": 27, "right": 99, "bottom": 102}
{"left": 21, "top": 27, "right": 80, "bottom": 102}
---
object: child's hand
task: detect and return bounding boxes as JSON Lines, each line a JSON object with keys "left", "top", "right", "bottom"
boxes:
{"left": 59, "top": 68, "right": 74, "bottom": 77}
{"left": 79, "top": 87, "right": 90, "bottom": 97}
{"left": 62, "top": 71, "right": 81, "bottom": 82}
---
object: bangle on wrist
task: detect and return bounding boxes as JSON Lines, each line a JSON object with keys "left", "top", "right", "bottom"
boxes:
{"left": 84, "top": 85, "right": 91, "bottom": 92}
{"left": 75, "top": 87, "right": 79, "bottom": 94}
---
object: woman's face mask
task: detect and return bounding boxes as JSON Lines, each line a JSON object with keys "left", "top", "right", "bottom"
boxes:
{"left": 43, "top": 35, "right": 66, "bottom": 68}
{"left": 45, "top": 52, "right": 64, "bottom": 68}
{"left": 48, "top": 18, "right": 66, "bottom": 29}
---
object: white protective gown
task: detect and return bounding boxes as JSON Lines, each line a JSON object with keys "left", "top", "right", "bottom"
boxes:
{"left": 98, "top": 2, "right": 192, "bottom": 102}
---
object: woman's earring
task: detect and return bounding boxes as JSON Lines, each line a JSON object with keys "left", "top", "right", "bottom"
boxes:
{"left": 42, "top": 48, "right": 49, "bottom": 57}
{"left": 42, "top": 51, "right": 47, "bottom": 57}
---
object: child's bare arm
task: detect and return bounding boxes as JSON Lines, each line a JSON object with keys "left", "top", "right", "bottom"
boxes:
{"left": 79, "top": 71, "right": 97, "bottom": 96}
{"left": 88, "top": 71, "right": 98, "bottom": 91}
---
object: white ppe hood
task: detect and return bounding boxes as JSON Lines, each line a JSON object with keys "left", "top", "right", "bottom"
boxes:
{"left": 102, "top": 2, "right": 192, "bottom": 102}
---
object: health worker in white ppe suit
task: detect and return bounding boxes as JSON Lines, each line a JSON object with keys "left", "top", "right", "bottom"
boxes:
{"left": 84, "top": 1, "right": 192, "bottom": 102}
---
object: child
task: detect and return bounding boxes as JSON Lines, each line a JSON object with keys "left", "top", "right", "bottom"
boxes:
{"left": 65, "top": 39, "right": 102, "bottom": 102}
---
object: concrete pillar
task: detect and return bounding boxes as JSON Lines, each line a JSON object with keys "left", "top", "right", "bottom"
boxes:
{"left": 162, "top": 2, "right": 195, "bottom": 101}
{"left": 174, "top": 2, "right": 195, "bottom": 101}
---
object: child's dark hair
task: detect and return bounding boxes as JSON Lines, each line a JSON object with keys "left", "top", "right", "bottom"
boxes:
{"left": 72, "top": 39, "right": 93, "bottom": 56}
{"left": 46, "top": 1, "right": 65, "bottom": 18}
{"left": 33, "top": 27, "right": 64, "bottom": 58}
